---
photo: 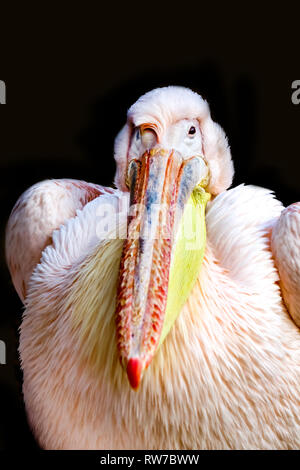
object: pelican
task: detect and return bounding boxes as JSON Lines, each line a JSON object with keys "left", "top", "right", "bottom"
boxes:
{"left": 5, "top": 86, "right": 300, "bottom": 449}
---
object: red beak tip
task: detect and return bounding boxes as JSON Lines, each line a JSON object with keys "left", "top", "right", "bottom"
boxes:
{"left": 127, "top": 357, "right": 143, "bottom": 390}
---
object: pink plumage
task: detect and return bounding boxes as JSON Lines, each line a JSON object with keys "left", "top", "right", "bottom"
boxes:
{"left": 5, "top": 87, "right": 300, "bottom": 449}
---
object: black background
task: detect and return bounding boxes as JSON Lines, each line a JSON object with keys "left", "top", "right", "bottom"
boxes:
{"left": 0, "top": 4, "right": 299, "bottom": 451}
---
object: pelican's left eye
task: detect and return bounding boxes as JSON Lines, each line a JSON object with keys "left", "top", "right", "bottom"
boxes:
{"left": 188, "top": 126, "right": 196, "bottom": 136}
{"left": 136, "top": 128, "right": 140, "bottom": 140}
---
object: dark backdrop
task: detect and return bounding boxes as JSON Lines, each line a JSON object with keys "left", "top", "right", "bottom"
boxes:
{"left": 0, "top": 5, "right": 299, "bottom": 450}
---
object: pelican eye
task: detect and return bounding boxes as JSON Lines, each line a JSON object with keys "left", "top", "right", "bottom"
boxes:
{"left": 188, "top": 126, "right": 196, "bottom": 136}
{"left": 135, "top": 128, "right": 140, "bottom": 140}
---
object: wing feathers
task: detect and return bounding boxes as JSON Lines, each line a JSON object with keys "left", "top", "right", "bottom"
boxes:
{"left": 272, "top": 202, "right": 300, "bottom": 328}
{"left": 5, "top": 179, "right": 114, "bottom": 302}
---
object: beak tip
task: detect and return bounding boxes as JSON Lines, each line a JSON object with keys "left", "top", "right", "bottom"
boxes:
{"left": 127, "top": 357, "right": 143, "bottom": 390}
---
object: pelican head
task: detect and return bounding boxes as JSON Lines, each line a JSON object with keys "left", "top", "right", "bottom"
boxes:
{"left": 113, "top": 86, "right": 234, "bottom": 389}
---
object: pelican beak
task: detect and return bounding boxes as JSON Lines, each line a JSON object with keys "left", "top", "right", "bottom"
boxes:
{"left": 115, "top": 148, "right": 208, "bottom": 389}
